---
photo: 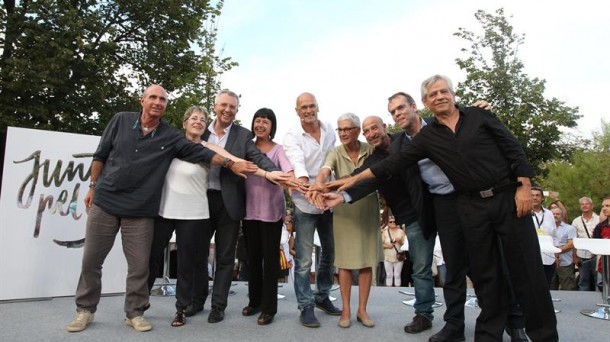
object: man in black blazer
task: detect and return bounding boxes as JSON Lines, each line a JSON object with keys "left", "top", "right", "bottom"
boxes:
{"left": 201, "top": 89, "right": 279, "bottom": 323}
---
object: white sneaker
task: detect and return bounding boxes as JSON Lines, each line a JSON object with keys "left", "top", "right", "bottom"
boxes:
{"left": 66, "top": 310, "right": 94, "bottom": 332}
{"left": 125, "top": 316, "right": 152, "bottom": 332}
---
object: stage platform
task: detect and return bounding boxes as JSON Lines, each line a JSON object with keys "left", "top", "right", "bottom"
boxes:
{"left": 0, "top": 282, "right": 606, "bottom": 341}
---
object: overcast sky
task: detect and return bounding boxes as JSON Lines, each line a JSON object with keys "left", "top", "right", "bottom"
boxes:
{"left": 214, "top": 0, "right": 608, "bottom": 143}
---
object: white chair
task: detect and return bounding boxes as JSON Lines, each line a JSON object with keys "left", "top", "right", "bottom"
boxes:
{"left": 573, "top": 238, "right": 610, "bottom": 320}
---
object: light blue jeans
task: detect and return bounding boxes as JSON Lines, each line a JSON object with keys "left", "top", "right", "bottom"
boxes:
{"left": 293, "top": 207, "right": 334, "bottom": 310}
{"left": 405, "top": 220, "right": 436, "bottom": 321}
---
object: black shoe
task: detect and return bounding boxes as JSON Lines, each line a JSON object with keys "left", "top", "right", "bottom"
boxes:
{"left": 257, "top": 313, "right": 275, "bottom": 325}
{"left": 242, "top": 305, "right": 262, "bottom": 316}
{"left": 404, "top": 314, "right": 432, "bottom": 334}
{"left": 300, "top": 305, "right": 320, "bottom": 328}
{"left": 184, "top": 303, "right": 203, "bottom": 317}
{"left": 314, "top": 297, "right": 341, "bottom": 315}
{"left": 207, "top": 306, "right": 225, "bottom": 323}
{"left": 428, "top": 324, "right": 465, "bottom": 342}
{"left": 505, "top": 327, "right": 528, "bottom": 342}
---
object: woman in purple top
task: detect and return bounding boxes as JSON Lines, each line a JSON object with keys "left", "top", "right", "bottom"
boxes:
{"left": 242, "top": 108, "right": 294, "bottom": 325}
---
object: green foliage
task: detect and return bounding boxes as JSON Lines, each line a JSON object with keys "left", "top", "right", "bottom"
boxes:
{"left": 541, "top": 120, "right": 610, "bottom": 217}
{"left": 0, "top": 0, "right": 236, "bottom": 135}
{"left": 454, "top": 8, "right": 581, "bottom": 176}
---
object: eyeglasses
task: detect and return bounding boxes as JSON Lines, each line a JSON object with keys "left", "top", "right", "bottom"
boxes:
{"left": 188, "top": 116, "right": 207, "bottom": 123}
{"left": 336, "top": 127, "right": 358, "bottom": 134}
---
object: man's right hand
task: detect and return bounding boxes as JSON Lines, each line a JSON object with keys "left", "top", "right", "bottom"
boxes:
{"left": 84, "top": 188, "right": 94, "bottom": 213}
{"left": 316, "top": 192, "right": 345, "bottom": 210}
{"left": 230, "top": 161, "right": 258, "bottom": 178}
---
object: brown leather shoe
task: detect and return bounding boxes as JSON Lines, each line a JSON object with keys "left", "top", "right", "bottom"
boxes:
{"left": 404, "top": 314, "right": 432, "bottom": 334}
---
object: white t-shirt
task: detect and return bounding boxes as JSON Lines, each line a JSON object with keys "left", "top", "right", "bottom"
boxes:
{"left": 158, "top": 158, "right": 209, "bottom": 219}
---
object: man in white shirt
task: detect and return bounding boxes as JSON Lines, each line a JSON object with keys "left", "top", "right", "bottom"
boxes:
{"left": 531, "top": 186, "right": 557, "bottom": 285}
{"left": 283, "top": 92, "right": 340, "bottom": 327}
{"left": 571, "top": 197, "right": 600, "bottom": 291}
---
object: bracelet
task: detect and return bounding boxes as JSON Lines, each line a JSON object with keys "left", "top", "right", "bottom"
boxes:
{"left": 264, "top": 171, "right": 268, "bottom": 180}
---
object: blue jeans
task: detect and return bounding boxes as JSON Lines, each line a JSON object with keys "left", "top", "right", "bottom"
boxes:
{"left": 405, "top": 220, "right": 435, "bottom": 321}
{"left": 578, "top": 257, "right": 597, "bottom": 291}
{"left": 293, "top": 207, "right": 334, "bottom": 310}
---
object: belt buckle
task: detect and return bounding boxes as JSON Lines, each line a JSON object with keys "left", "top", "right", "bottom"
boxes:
{"left": 479, "top": 189, "right": 494, "bottom": 198}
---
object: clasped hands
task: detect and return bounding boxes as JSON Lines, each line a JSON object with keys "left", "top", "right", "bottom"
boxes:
{"left": 304, "top": 177, "right": 357, "bottom": 210}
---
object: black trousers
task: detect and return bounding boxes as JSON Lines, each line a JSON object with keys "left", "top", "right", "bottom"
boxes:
{"left": 242, "top": 219, "right": 283, "bottom": 315}
{"left": 207, "top": 190, "right": 241, "bottom": 310}
{"left": 456, "top": 190, "right": 558, "bottom": 342}
{"left": 148, "top": 217, "right": 209, "bottom": 310}
{"left": 433, "top": 194, "right": 468, "bottom": 330}
{"left": 435, "top": 193, "right": 527, "bottom": 333}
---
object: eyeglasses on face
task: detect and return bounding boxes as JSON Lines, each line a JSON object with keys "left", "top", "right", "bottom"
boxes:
{"left": 336, "top": 127, "right": 358, "bottom": 134}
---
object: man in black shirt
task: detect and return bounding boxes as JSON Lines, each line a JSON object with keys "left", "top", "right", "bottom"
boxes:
{"left": 66, "top": 84, "right": 257, "bottom": 333}
{"left": 337, "top": 75, "right": 558, "bottom": 341}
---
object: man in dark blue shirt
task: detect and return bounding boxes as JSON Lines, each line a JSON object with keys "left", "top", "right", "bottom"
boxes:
{"left": 337, "top": 75, "right": 558, "bottom": 341}
{"left": 66, "top": 84, "right": 256, "bottom": 333}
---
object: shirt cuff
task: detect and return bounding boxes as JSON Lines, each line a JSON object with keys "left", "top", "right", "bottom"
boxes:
{"left": 342, "top": 191, "right": 352, "bottom": 204}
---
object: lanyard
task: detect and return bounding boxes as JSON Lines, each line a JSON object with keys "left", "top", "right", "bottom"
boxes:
{"left": 533, "top": 210, "right": 545, "bottom": 228}
{"left": 581, "top": 217, "right": 592, "bottom": 238}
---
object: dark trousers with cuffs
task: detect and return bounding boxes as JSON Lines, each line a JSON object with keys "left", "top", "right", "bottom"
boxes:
{"left": 242, "top": 219, "right": 283, "bottom": 315}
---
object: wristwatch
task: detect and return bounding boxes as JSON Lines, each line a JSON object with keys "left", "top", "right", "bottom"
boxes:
{"left": 89, "top": 181, "right": 97, "bottom": 188}
{"left": 222, "top": 157, "right": 235, "bottom": 169}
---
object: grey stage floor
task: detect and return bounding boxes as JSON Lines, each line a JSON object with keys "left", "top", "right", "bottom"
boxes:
{"left": 0, "top": 282, "right": 607, "bottom": 341}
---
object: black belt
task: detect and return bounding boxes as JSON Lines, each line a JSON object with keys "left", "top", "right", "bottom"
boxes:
{"left": 465, "top": 181, "right": 522, "bottom": 199}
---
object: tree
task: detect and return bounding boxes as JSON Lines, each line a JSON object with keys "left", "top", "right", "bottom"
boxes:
{"left": 454, "top": 8, "right": 581, "bottom": 176}
{"left": 0, "top": 0, "right": 236, "bottom": 135}
{"left": 541, "top": 120, "right": 610, "bottom": 217}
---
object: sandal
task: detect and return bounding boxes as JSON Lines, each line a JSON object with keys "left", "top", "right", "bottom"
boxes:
{"left": 242, "top": 305, "right": 261, "bottom": 316}
{"left": 257, "top": 313, "right": 275, "bottom": 325}
{"left": 171, "top": 311, "right": 186, "bottom": 327}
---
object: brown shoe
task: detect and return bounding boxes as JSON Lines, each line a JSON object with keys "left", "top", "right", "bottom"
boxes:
{"left": 404, "top": 314, "right": 432, "bottom": 334}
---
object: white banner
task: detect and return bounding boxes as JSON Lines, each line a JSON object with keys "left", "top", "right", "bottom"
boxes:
{"left": 0, "top": 127, "right": 127, "bottom": 300}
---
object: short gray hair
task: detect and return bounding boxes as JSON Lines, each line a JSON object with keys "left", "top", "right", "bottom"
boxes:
{"left": 337, "top": 112, "right": 360, "bottom": 128}
{"left": 579, "top": 197, "right": 593, "bottom": 204}
{"left": 183, "top": 106, "right": 209, "bottom": 123}
{"left": 215, "top": 89, "right": 240, "bottom": 107}
{"left": 421, "top": 74, "right": 455, "bottom": 99}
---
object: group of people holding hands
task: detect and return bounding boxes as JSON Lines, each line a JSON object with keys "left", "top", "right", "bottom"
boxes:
{"left": 66, "top": 74, "right": 566, "bottom": 342}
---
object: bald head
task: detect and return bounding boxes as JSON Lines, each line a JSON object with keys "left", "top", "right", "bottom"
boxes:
{"left": 143, "top": 84, "right": 168, "bottom": 99}
{"left": 141, "top": 84, "right": 168, "bottom": 119}
{"left": 295, "top": 92, "right": 319, "bottom": 125}
{"left": 296, "top": 92, "right": 317, "bottom": 107}
{"left": 362, "top": 115, "right": 389, "bottom": 149}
